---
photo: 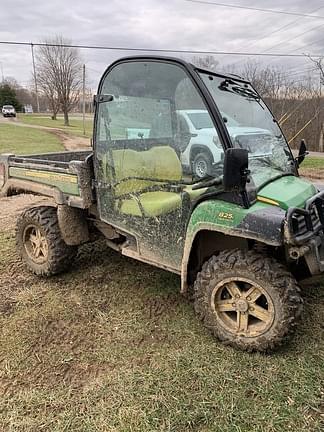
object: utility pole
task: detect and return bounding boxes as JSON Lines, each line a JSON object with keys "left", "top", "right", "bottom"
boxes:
{"left": 0, "top": 61, "right": 4, "bottom": 82}
{"left": 318, "top": 70, "right": 323, "bottom": 152}
{"left": 82, "top": 64, "right": 86, "bottom": 136}
{"left": 31, "top": 43, "right": 40, "bottom": 113}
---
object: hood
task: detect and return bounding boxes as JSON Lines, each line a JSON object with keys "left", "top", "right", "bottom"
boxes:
{"left": 257, "top": 176, "right": 317, "bottom": 210}
{"left": 195, "top": 126, "right": 269, "bottom": 137}
{"left": 227, "top": 126, "right": 270, "bottom": 137}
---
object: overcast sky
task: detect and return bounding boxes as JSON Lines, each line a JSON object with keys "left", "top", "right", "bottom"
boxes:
{"left": 1, "top": 0, "right": 324, "bottom": 89}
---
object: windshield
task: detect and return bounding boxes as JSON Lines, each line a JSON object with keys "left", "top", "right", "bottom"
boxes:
{"left": 200, "top": 73, "right": 295, "bottom": 188}
{"left": 3, "top": 105, "right": 14, "bottom": 109}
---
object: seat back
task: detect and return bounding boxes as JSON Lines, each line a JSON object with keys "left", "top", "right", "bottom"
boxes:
{"left": 103, "top": 146, "right": 182, "bottom": 197}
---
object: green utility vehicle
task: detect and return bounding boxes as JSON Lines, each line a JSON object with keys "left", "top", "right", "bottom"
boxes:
{"left": 0, "top": 56, "right": 321, "bottom": 351}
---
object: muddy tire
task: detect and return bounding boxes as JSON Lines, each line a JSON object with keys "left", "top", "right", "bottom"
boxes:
{"left": 16, "top": 206, "right": 77, "bottom": 276}
{"left": 194, "top": 249, "right": 303, "bottom": 352}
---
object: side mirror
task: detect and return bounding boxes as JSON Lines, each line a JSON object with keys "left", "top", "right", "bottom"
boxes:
{"left": 296, "top": 139, "right": 308, "bottom": 166}
{"left": 223, "top": 148, "right": 249, "bottom": 192}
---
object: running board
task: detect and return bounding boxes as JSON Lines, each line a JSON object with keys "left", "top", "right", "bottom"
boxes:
{"left": 121, "top": 247, "right": 181, "bottom": 275}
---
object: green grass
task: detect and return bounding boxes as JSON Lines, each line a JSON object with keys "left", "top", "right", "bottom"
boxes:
{"left": 0, "top": 230, "right": 323, "bottom": 431}
{"left": 0, "top": 123, "right": 64, "bottom": 154}
{"left": 301, "top": 157, "right": 324, "bottom": 169}
{"left": 18, "top": 114, "right": 94, "bottom": 138}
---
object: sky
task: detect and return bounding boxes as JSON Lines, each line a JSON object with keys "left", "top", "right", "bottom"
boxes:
{"left": 1, "top": 0, "right": 324, "bottom": 90}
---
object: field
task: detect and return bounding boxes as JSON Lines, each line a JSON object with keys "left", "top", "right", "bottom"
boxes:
{"left": 299, "top": 157, "right": 324, "bottom": 181}
{"left": 0, "top": 122, "right": 323, "bottom": 431}
{"left": 0, "top": 123, "right": 64, "bottom": 154}
{"left": 18, "top": 114, "right": 94, "bottom": 138}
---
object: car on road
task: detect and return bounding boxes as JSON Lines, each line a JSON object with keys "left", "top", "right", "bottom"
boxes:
{"left": 2, "top": 104, "right": 16, "bottom": 117}
{"left": 178, "top": 109, "right": 273, "bottom": 178}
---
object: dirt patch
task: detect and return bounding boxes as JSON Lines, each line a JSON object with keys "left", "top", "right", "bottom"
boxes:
{"left": 300, "top": 168, "right": 324, "bottom": 181}
{"left": 48, "top": 129, "right": 90, "bottom": 151}
{"left": 0, "top": 195, "right": 53, "bottom": 232}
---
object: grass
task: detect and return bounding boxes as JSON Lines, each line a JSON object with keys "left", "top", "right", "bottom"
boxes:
{"left": 301, "top": 157, "right": 324, "bottom": 169}
{"left": 0, "top": 230, "right": 323, "bottom": 431}
{"left": 299, "top": 157, "right": 324, "bottom": 180}
{"left": 18, "top": 114, "right": 94, "bottom": 138}
{"left": 0, "top": 122, "right": 323, "bottom": 430}
{"left": 0, "top": 123, "right": 64, "bottom": 155}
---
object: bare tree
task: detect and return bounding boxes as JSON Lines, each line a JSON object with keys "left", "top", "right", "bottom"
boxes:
{"left": 35, "top": 70, "right": 60, "bottom": 120}
{"left": 191, "top": 55, "right": 219, "bottom": 71}
{"left": 36, "top": 36, "right": 83, "bottom": 125}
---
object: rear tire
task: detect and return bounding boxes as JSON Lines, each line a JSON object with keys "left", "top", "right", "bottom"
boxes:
{"left": 194, "top": 249, "right": 303, "bottom": 352}
{"left": 16, "top": 206, "right": 77, "bottom": 276}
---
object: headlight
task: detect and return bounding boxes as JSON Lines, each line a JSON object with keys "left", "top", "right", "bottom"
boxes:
{"left": 0, "top": 163, "right": 5, "bottom": 188}
{"left": 213, "top": 135, "right": 222, "bottom": 149}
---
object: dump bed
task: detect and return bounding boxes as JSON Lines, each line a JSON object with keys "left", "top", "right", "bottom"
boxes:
{"left": 0, "top": 150, "right": 94, "bottom": 208}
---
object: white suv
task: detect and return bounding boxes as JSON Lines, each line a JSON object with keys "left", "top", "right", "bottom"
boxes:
{"left": 2, "top": 105, "right": 16, "bottom": 118}
{"left": 177, "top": 109, "right": 272, "bottom": 178}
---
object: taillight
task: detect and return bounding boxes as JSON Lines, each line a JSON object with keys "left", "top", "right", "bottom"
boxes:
{"left": 0, "top": 163, "right": 5, "bottom": 188}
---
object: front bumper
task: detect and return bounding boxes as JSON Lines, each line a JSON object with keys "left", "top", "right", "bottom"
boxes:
{"left": 286, "top": 190, "right": 324, "bottom": 274}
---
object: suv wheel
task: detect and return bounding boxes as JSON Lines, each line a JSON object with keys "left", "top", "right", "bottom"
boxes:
{"left": 192, "top": 152, "right": 212, "bottom": 178}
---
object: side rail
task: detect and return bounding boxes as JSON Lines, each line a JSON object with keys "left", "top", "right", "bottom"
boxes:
{"left": 0, "top": 154, "right": 94, "bottom": 209}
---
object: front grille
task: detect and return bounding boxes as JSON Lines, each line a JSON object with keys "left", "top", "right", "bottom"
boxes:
{"left": 291, "top": 206, "right": 321, "bottom": 236}
{"left": 287, "top": 191, "right": 324, "bottom": 244}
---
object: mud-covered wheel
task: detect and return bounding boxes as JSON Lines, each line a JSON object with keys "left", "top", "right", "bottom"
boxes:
{"left": 194, "top": 249, "right": 303, "bottom": 352}
{"left": 16, "top": 206, "right": 77, "bottom": 276}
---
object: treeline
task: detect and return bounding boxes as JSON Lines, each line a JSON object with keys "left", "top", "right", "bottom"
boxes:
{"left": 193, "top": 56, "right": 324, "bottom": 151}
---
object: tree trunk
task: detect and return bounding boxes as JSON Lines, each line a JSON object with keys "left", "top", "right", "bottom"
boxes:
{"left": 63, "top": 110, "right": 69, "bottom": 126}
{"left": 319, "top": 124, "right": 324, "bottom": 152}
{"left": 52, "top": 112, "right": 57, "bottom": 120}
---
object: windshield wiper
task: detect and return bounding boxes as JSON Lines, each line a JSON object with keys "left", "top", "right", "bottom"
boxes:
{"left": 219, "top": 80, "right": 265, "bottom": 110}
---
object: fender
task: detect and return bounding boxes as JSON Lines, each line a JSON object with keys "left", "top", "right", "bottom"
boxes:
{"left": 181, "top": 199, "right": 286, "bottom": 292}
{"left": 189, "top": 144, "right": 214, "bottom": 163}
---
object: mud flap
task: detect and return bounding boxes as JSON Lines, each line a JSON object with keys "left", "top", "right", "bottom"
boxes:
{"left": 57, "top": 205, "right": 89, "bottom": 246}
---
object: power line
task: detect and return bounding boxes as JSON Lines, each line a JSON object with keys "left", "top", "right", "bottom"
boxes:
{"left": 262, "top": 22, "right": 324, "bottom": 54}
{"left": 228, "top": 6, "right": 323, "bottom": 65}
{"left": 228, "top": 6, "right": 324, "bottom": 68}
{"left": 184, "top": 0, "right": 324, "bottom": 20}
{"left": 0, "top": 40, "right": 322, "bottom": 58}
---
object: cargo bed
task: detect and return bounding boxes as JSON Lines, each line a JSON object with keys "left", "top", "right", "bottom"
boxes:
{"left": 0, "top": 150, "right": 94, "bottom": 208}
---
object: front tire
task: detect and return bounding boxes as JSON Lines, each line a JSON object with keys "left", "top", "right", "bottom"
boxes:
{"left": 192, "top": 152, "right": 213, "bottom": 179}
{"left": 16, "top": 206, "right": 77, "bottom": 276}
{"left": 194, "top": 249, "right": 303, "bottom": 352}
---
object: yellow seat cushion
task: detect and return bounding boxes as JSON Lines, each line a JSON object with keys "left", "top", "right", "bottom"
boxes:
{"left": 118, "top": 191, "right": 182, "bottom": 217}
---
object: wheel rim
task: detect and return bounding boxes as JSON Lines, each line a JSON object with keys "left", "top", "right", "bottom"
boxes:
{"left": 211, "top": 277, "right": 275, "bottom": 338}
{"left": 194, "top": 158, "right": 208, "bottom": 178}
{"left": 23, "top": 224, "right": 49, "bottom": 264}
